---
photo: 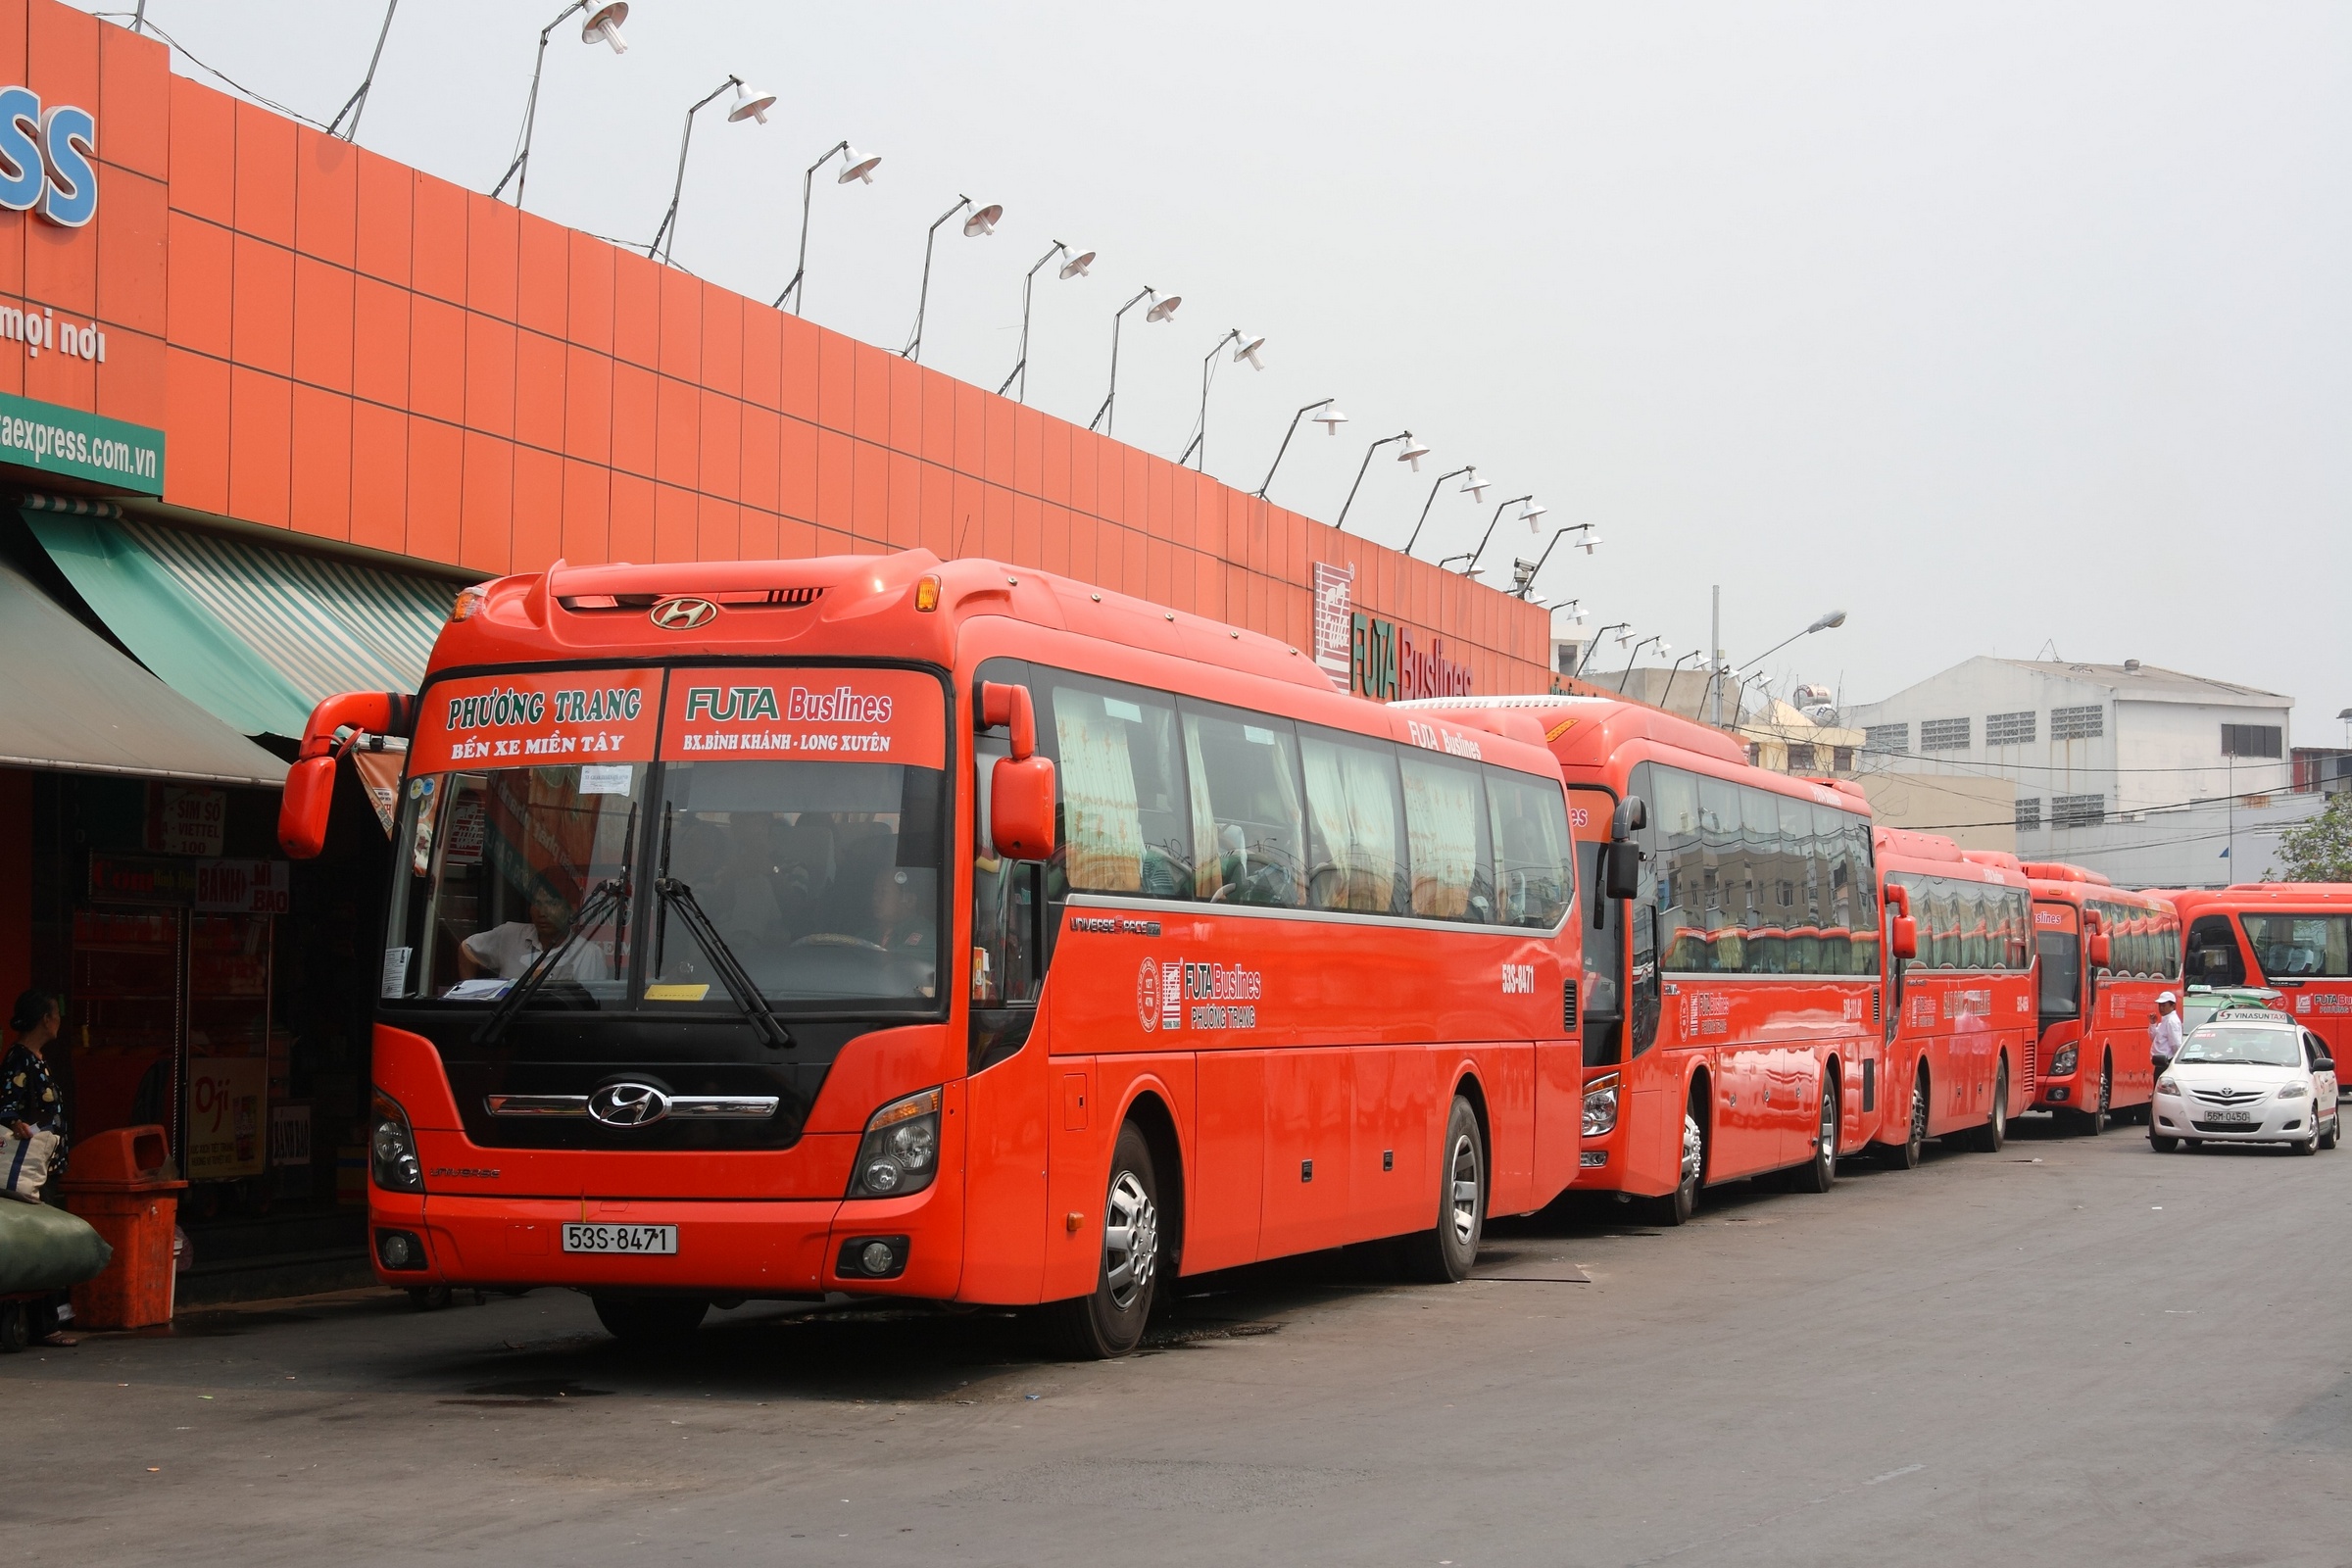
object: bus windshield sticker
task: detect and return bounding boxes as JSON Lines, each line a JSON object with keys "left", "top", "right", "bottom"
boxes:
{"left": 662, "top": 667, "right": 945, "bottom": 766}
{"left": 411, "top": 668, "right": 662, "bottom": 772}
{"left": 578, "top": 764, "right": 634, "bottom": 796}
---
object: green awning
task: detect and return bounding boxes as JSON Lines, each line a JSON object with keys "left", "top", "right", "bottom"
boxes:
{"left": 0, "top": 555, "right": 286, "bottom": 787}
{"left": 23, "top": 509, "right": 457, "bottom": 739}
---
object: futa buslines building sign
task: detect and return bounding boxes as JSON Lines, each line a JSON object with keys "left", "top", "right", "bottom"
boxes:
{"left": 0, "top": 84, "right": 97, "bottom": 226}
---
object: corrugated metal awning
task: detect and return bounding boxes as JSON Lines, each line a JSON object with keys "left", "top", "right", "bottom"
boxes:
{"left": 23, "top": 507, "right": 458, "bottom": 739}
{"left": 0, "top": 555, "right": 287, "bottom": 787}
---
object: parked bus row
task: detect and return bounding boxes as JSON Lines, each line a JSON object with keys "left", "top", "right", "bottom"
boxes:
{"left": 272, "top": 548, "right": 2333, "bottom": 1358}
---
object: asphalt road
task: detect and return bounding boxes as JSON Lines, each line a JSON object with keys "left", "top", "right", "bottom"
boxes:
{"left": 9, "top": 1113, "right": 2349, "bottom": 1568}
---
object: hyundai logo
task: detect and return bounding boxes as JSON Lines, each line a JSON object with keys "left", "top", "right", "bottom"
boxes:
{"left": 587, "top": 1082, "right": 671, "bottom": 1127}
{"left": 650, "top": 596, "right": 717, "bottom": 631}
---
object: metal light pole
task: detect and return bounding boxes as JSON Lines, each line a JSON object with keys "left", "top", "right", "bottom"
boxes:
{"left": 1088, "top": 287, "right": 1178, "bottom": 434}
{"left": 999, "top": 243, "right": 1092, "bottom": 402}
{"left": 1254, "top": 399, "right": 1346, "bottom": 499}
{"left": 1441, "top": 495, "right": 1535, "bottom": 576}
{"left": 1402, "top": 467, "right": 1486, "bottom": 557}
{"left": 492, "top": 2, "right": 630, "bottom": 209}
{"left": 1512, "top": 523, "right": 1599, "bottom": 599}
{"left": 1720, "top": 609, "right": 1847, "bottom": 723}
{"left": 649, "top": 76, "right": 774, "bottom": 266}
{"left": 1575, "top": 623, "right": 1631, "bottom": 679}
{"left": 1617, "top": 634, "right": 1667, "bottom": 694}
{"left": 1177, "top": 329, "right": 1265, "bottom": 470}
{"left": 328, "top": 0, "right": 402, "bottom": 143}
{"left": 1334, "top": 432, "right": 1428, "bottom": 533}
{"left": 774, "top": 140, "right": 882, "bottom": 315}
{"left": 904, "top": 196, "right": 1002, "bottom": 363}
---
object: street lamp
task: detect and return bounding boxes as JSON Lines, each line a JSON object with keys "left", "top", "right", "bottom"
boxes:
{"left": 648, "top": 75, "right": 775, "bottom": 266}
{"left": 1086, "top": 286, "right": 1179, "bottom": 435}
{"left": 491, "top": 2, "right": 630, "bottom": 211}
{"left": 1574, "top": 622, "right": 1631, "bottom": 678}
{"left": 1617, "top": 634, "right": 1669, "bottom": 695}
{"left": 1714, "top": 609, "right": 1846, "bottom": 725}
{"left": 1441, "top": 495, "right": 1537, "bottom": 576}
{"left": 773, "top": 140, "right": 884, "bottom": 316}
{"left": 1511, "top": 523, "right": 1598, "bottom": 598}
{"left": 1177, "top": 328, "right": 1266, "bottom": 470}
{"left": 1254, "top": 399, "right": 1347, "bottom": 500}
{"left": 996, "top": 242, "right": 1094, "bottom": 401}
{"left": 1401, "top": 466, "right": 1481, "bottom": 558}
{"left": 1334, "top": 431, "right": 1424, "bottom": 533}
{"left": 902, "top": 196, "right": 1003, "bottom": 364}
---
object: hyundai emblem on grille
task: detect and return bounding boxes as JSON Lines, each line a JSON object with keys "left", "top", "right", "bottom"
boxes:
{"left": 650, "top": 596, "right": 717, "bottom": 630}
{"left": 587, "top": 1082, "right": 671, "bottom": 1126}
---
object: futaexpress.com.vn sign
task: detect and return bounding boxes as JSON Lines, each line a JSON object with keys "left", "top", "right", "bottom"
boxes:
{"left": 0, "top": 389, "right": 163, "bottom": 492}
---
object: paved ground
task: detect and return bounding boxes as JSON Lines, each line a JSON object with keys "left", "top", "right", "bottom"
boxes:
{"left": 8, "top": 1113, "right": 2349, "bottom": 1567}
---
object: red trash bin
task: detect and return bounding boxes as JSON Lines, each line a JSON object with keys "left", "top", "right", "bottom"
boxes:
{"left": 59, "top": 1126, "right": 187, "bottom": 1330}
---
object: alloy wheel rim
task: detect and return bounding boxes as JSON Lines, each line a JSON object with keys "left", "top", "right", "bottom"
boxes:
{"left": 1680, "top": 1112, "right": 1703, "bottom": 1191}
{"left": 1447, "top": 1133, "right": 1480, "bottom": 1244}
{"left": 1819, "top": 1089, "right": 1837, "bottom": 1176}
{"left": 1102, "top": 1169, "right": 1158, "bottom": 1310}
{"left": 1911, "top": 1078, "right": 1928, "bottom": 1151}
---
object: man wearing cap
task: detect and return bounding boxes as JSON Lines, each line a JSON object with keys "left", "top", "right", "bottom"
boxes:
{"left": 2150, "top": 991, "right": 2184, "bottom": 1080}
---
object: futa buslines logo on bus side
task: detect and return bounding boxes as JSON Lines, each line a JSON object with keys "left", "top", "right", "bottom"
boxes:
{"left": 1136, "top": 955, "right": 1263, "bottom": 1032}
{"left": 0, "top": 87, "right": 97, "bottom": 227}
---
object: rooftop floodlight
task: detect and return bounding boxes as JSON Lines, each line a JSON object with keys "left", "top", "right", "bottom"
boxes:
{"left": 649, "top": 75, "right": 769, "bottom": 266}
{"left": 1312, "top": 403, "right": 1349, "bottom": 434}
{"left": 1515, "top": 523, "right": 1597, "bottom": 598}
{"left": 1462, "top": 467, "right": 1491, "bottom": 501}
{"left": 903, "top": 196, "right": 998, "bottom": 363}
{"left": 1398, "top": 436, "right": 1431, "bottom": 471}
{"left": 1521, "top": 499, "right": 1548, "bottom": 530}
{"left": 776, "top": 139, "right": 884, "bottom": 315}
{"left": 1442, "top": 493, "right": 1535, "bottom": 575}
{"left": 493, "top": 2, "right": 635, "bottom": 210}
{"left": 1403, "top": 466, "right": 1475, "bottom": 557}
{"left": 584, "top": 2, "right": 629, "bottom": 51}
{"left": 1336, "top": 431, "right": 1418, "bottom": 533}
{"left": 1256, "top": 398, "right": 1340, "bottom": 499}
{"left": 1580, "top": 530, "right": 1602, "bottom": 554}
{"left": 1573, "top": 622, "right": 1631, "bottom": 677}
{"left": 1616, "top": 634, "right": 1666, "bottom": 693}
{"left": 1001, "top": 241, "right": 1092, "bottom": 403}
{"left": 1088, "top": 287, "right": 1171, "bottom": 435}
{"left": 728, "top": 79, "right": 778, "bottom": 124}
{"left": 1179, "top": 328, "right": 1268, "bottom": 471}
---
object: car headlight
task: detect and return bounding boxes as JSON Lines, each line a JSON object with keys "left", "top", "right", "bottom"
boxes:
{"left": 2048, "top": 1045, "right": 2079, "bottom": 1077}
{"left": 848, "top": 1087, "right": 942, "bottom": 1199}
{"left": 369, "top": 1089, "right": 424, "bottom": 1194}
{"left": 2156, "top": 1077, "right": 2180, "bottom": 1097}
{"left": 1583, "top": 1073, "right": 1621, "bottom": 1138}
{"left": 2276, "top": 1082, "right": 2309, "bottom": 1100}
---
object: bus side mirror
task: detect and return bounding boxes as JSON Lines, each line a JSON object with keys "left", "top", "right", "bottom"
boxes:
{"left": 981, "top": 681, "right": 1055, "bottom": 861}
{"left": 1890, "top": 915, "right": 1919, "bottom": 961}
{"left": 2086, "top": 932, "right": 2111, "bottom": 968}
{"left": 279, "top": 755, "right": 337, "bottom": 859}
{"left": 1601, "top": 841, "right": 1640, "bottom": 902}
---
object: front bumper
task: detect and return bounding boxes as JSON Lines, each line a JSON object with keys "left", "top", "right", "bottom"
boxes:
{"left": 2151, "top": 1097, "right": 2314, "bottom": 1143}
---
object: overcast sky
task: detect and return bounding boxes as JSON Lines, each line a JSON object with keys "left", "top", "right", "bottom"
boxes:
{"left": 79, "top": 2, "right": 2352, "bottom": 730}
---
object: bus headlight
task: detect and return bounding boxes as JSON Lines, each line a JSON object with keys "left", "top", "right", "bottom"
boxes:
{"left": 849, "top": 1088, "right": 942, "bottom": 1199}
{"left": 369, "top": 1090, "right": 423, "bottom": 1194}
{"left": 1583, "top": 1074, "right": 1621, "bottom": 1138}
{"left": 2048, "top": 1045, "right": 2079, "bottom": 1078}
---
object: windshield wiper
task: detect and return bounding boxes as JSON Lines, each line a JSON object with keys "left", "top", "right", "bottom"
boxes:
{"left": 653, "top": 808, "right": 793, "bottom": 1050}
{"left": 472, "top": 873, "right": 627, "bottom": 1046}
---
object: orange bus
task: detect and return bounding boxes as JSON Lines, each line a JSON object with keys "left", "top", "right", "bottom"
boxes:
{"left": 2021, "top": 862, "right": 2180, "bottom": 1132}
{"left": 1395, "top": 695, "right": 1879, "bottom": 1224}
{"left": 1863, "top": 834, "right": 2034, "bottom": 1163}
{"left": 2172, "top": 885, "right": 2352, "bottom": 1064}
{"left": 277, "top": 550, "right": 1585, "bottom": 1356}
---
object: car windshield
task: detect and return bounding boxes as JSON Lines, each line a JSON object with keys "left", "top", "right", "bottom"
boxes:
{"left": 2176, "top": 1025, "right": 2303, "bottom": 1068}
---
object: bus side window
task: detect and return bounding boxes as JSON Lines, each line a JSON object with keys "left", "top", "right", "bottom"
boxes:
{"left": 2187, "top": 914, "right": 2246, "bottom": 986}
{"left": 1181, "top": 702, "right": 1307, "bottom": 907}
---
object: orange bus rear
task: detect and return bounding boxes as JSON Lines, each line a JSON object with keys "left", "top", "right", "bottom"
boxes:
{"left": 2173, "top": 885, "right": 2352, "bottom": 1064}
{"left": 1396, "top": 695, "right": 1879, "bottom": 1224}
{"left": 278, "top": 550, "right": 1585, "bottom": 1356}
{"left": 1864, "top": 833, "right": 2035, "bottom": 1164}
{"left": 2022, "top": 862, "right": 2181, "bottom": 1132}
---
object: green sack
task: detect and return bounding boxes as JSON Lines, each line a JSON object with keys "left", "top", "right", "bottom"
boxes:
{"left": 0, "top": 1200, "right": 113, "bottom": 1295}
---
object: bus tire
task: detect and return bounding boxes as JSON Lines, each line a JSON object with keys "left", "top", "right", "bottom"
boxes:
{"left": 1402, "top": 1096, "right": 1485, "bottom": 1281}
{"left": 1881, "top": 1066, "right": 1929, "bottom": 1170}
{"left": 2079, "top": 1056, "right": 2111, "bottom": 1137}
{"left": 591, "top": 1296, "right": 709, "bottom": 1347}
{"left": 1043, "top": 1121, "right": 1161, "bottom": 1359}
{"left": 0, "top": 1301, "right": 26, "bottom": 1353}
{"left": 1959, "top": 1061, "right": 2009, "bottom": 1153}
{"left": 1647, "top": 1104, "right": 1706, "bottom": 1227}
{"left": 1787, "top": 1073, "right": 1838, "bottom": 1194}
{"left": 406, "top": 1284, "right": 453, "bottom": 1311}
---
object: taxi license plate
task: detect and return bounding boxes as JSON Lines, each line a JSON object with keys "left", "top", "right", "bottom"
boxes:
{"left": 562, "top": 1223, "right": 676, "bottom": 1254}
{"left": 2208, "top": 1110, "right": 2255, "bottom": 1124}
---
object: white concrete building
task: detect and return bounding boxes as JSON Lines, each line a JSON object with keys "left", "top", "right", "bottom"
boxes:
{"left": 1848, "top": 658, "right": 2317, "bottom": 887}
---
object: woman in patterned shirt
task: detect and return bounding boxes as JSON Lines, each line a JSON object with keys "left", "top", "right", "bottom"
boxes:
{"left": 2, "top": 989, "right": 68, "bottom": 1187}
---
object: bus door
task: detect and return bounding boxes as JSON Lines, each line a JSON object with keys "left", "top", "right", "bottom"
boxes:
{"left": 1566, "top": 787, "right": 1623, "bottom": 1071}
{"left": 2238, "top": 909, "right": 2352, "bottom": 1062}
{"left": 2034, "top": 901, "right": 2082, "bottom": 1087}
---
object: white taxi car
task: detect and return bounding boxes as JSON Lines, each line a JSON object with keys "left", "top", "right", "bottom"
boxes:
{"left": 2151, "top": 1008, "right": 2340, "bottom": 1154}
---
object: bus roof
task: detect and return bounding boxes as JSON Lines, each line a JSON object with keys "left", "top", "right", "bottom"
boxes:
{"left": 1875, "top": 829, "right": 2028, "bottom": 886}
{"left": 2172, "top": 884, "right": 2352, "bottom": 907}
{"left": 2021, "top": 859, "right": 2173, "bottom": 911}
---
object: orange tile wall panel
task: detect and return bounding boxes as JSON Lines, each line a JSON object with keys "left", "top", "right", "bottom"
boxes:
{"left": 225, "top": 366, "right": 291, "bottom": 528}
{"left": 404, "top": 416, "right": 462, "bottom": 563}
{"left": 513, "top": 444, "right": 562, "bottom": 568}
{"left": 228, "top": 232, "right": 292, "bottom": 374}
{"left": 292, "top": 130, "right": 357, "bottom": 268}
{"left": 462, "top": 312, "right": 515, "bottom": 439}
{"left": 162, "top": 345, "right": 228, "bottom": 512}
{"left": 291, "top": 254, "right": 354, "bottom": 393}
{"left": 231, "top": 100, "right": 295, "bottom": 249}
{"left": 514, "top": 330, "right": 565, "bottom": 454}
{"left": 288, "top": 382, "right": 351, "bottom": 542}
{"left": 94, "top": 169, "right": 164, "bottom": 332}
{"left": 459, "top": 428, "right": 514, "bottom": 571}
{"left": 409, "top": 172, "right": 466, "bottom": 305}
{"left": 348, "top": 399, "right": 408, "bottom": 556}
{"left": 464, "top": 192, "right": 516, "bottom": 322}
{"left": 94, "top": 325, "right": 162, "bottom": 428}
{"left": 96, "top": 18, "right": 166, "bottom": 181}
{"left": 352, "top": 150, "right": 412, "bottom": 286}
{"left": 515, "top": 213, "right": 567, "bottom": 339}
{"left": 351, "top": 275, "right": 411, "bottom": 408}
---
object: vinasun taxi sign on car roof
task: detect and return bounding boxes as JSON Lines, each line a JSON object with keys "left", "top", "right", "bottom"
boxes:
{"left": 2210, "top": 1008, "right": 2294, "bottom": 1024}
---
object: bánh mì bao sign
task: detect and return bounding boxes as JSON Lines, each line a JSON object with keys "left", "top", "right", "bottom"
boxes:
{"left": 662, "top": 668, "right": 945, "bottom": 767}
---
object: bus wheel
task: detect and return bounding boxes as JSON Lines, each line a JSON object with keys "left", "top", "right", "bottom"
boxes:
{"left": 0, "top": 1302, "right": 26, "bottom": 1353}
{"left": 1961, "top": 1062, "right": 2009, "bottom": 1153}
{"left": 2079, "top": 1058, "right": 2111, "bottom": 1137}
{"left": 1043, "top": 1122, "right": 1161, "bottom": 1359}
{"left": 1882, "top": 1068, "right": 1929, "bottom": 1170}
{"left": 406, "top": 1284, "right": 453, "bottom": 1311}
{"left": 1403, "top": 1097, "right": 1486, "bottom": 1280}
{"left": 1647, "top": 1107, "right": 1705, "bottom": 1227}
{"left": 1788, "top": 1075, "right": 1838, "bottom": 1194}
{"left": 591, "top": 1297, "right": 709, "bottom": 1347}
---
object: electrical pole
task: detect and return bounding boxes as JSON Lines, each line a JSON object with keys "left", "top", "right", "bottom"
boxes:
{"left": 1711, "top": 584, "right": 1723, "bottom": 727}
